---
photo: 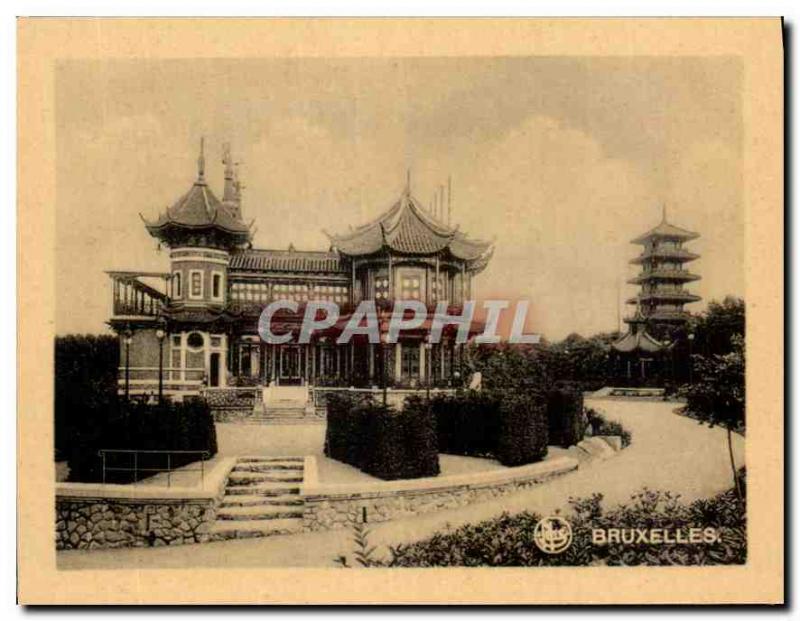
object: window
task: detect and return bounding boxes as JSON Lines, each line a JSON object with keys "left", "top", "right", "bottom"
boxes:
{"left": 401, "top": 344, "right": 420, "bottom": 379}
{"left": 398, "top": 268, "right": 423, "bottom": 301}
{"left": 172, "top": 271, "right": 182, "bottom": 298}
{"left": 187, "top": 332, "right": 204, "bottom": 350}
{"left": 189, "top": 270, "right": 203, "bottom": 299}
{"left": 212, "top": 272, "right": 223, "bottom": 300}
{"left": 374, "top": 272, "right": 390, "bottom": 300}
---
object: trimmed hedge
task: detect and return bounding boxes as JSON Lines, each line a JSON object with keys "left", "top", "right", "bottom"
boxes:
{"left": 432, "top": 390, "right": 548, "bottom": 467}
{"left": 496, "top": 392, "right": 549, "bottom": 466}
{"left": 432, "top": 390, "right": 501, "bottom": 458}
{"left": 546, "top": 388, "right": 586, "bottom": 448}
{"left": 325, "top": 392, "right": 439, "bottom": 481}
{"left": 67, "top": 398, "right": 218, "bottom": 484}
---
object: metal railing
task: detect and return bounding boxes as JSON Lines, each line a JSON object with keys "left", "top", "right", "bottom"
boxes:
{"left": 97, "top": 449, "right": 211, "bottom": 487}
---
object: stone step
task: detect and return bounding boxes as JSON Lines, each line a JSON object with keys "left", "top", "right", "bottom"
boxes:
{"left": 232, "top": 462, "right": 304, "bottom": 473}
{"left": 208, "top": 518, "right": 303, "bottom": 540}
{"left": 216, "top": 505, "right": 305, "bottom": 521}
{"left": 220, "top": 494, "right": 304, "bottom": 508}
{"left": 227, "top": 471, "right": 304, "bottom": 485}
{"left": 225, "top": 483, "right": 301, "bottom": 496}
{"left": 238, "top": 456, "right": 304, "bottom": 463}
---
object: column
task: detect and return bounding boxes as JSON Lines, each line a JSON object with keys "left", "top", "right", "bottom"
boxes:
{"left": 419, "top": 341, "right": 426, "bottom": 383}
{"left": 394, "top": 343, "right": 402, "bottom": 382}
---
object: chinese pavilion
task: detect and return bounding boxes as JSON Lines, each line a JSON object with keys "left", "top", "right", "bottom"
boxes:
{"left": 108, "top": 141, "right": 493, "bottom": 398}
{"left": 611, "top": 211, "right": 701, "bottom": 381}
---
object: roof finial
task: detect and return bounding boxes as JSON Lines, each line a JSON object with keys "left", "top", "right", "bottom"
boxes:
{"left": 197, "top": 136, "right": 206, "bottom": 182}
{"left": 222, "top": 141, "right": 233, "bottom": 179}
{"left": 405, "top": 168, "right": 411, "bottom": 195}
{"left": 661, "top": 203, "right": 667, "bottom": 222}
{"left": 447, "top": 175, "right": 452, "bottom": 226}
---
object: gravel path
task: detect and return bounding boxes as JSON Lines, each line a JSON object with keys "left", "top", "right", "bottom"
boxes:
{"left": 57, "top": 398, "right": 744, "bottom": 569}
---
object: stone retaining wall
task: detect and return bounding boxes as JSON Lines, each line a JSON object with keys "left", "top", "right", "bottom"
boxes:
{"left": 301, "top": 456, "right": 580, "bottom": 532}
{"left": 55, "top": 458, "right": 234, "bottom": 550}
{"left": 55, "top": 496, "right": 217, "bottom": 550}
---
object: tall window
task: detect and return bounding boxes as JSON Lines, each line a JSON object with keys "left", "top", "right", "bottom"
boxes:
{"left": 190, "top": 271, "right": 202, "bottom": 298}
{"left": 172, "top": 271, "right": 182, "bottom": 298}
{"left": 212, "top": 273, "right": 222, "bottom": 299}
{"left": 401, "top": 344, "right": 420, "bottom": 380}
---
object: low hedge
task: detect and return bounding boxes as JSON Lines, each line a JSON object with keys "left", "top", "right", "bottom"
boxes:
{"left": 67, "top": 398, "right": 218, "bottom": 484}
{"left": 546, "top": 388, "right": 586, "bottom": 448}
{"left": 325, "top": 393, "right": 439, "bottom": 480}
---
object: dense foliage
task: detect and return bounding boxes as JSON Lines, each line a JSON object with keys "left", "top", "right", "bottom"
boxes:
{"left": 495, "top": 392, "right": 549, "bottom": 466}
{"left": 340, "top": 477, "right": 746, "bottom": 567}
{"left": 586, "top": 408, "right": 632, "bottom": 448}
{"left": 55, "top": 334, "right": 119, "bottom": 460}
{"left": 66, "top": 398, "right": 218, "bottom": 483}
{"left": 431, "top": 390, "right": 549, "bottom": 466}
{"left": 546, "top": 388, "right": 586, "bottom": 448}
{"left": 324, "top": 393, "right": 440, "bottom": 480}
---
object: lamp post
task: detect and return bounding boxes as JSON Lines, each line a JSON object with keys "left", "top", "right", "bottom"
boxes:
{"left": 123, "top": 329, "right": 133, "bottom": 401}
{"left": 424, "top": 335, "right": 432, "bottom": 401}
{"left": 380, "top": 332, "right": 389, "bottom": 406}
{"left": 156, "top": 327, "right": 166, "bottom": 404}
{"left": 687, "top": 332, "right": 695, "bottom": 385}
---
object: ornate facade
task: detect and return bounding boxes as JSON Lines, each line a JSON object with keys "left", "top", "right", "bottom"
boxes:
{"left": 108, "top": 142, "right": 493, "bottom": 398}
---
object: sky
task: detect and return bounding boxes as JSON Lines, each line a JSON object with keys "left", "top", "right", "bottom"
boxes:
{"left": 55, "top": 56, "right": 743, "bottom": 340}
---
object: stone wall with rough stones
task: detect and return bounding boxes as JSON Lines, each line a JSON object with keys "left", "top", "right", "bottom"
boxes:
{"left": 55, "top": 496, "right": 217, "bottom": 550}
{"left": 301, "top": 456, "right": 582, "bottom": 532}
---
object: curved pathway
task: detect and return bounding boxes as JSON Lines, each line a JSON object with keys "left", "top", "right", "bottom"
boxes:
{"left": 57, "top": 398, "right": 744, "bottom": 569}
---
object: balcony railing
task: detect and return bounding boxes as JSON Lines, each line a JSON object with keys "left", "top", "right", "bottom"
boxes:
{"left": 108, "top": 271, "right": 170, "bottom": 317}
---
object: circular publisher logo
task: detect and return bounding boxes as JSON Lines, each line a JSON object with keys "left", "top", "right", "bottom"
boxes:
{"left": 533, "top": 516, "right": 573, "bottom": 554}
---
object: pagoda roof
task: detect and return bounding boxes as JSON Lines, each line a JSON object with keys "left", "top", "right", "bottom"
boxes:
{"left": 627, "top": 291, "right": 702, "bottom": 305}
{"left": 230, "top": 248, "right": 348, "bottom": 274}
{"left": 627, "top": 269, "right": 701, "bottom": 284}
{"left": 611, "top": 328, "right": 664, "bottom": 353}
{"left": 144, "top": 180, "right": 251, "bottom": 237}
{"left": 326, "top": 188, "right": 492, "bottom": 264}
{"left": 630, "top": 247, "right": 700, "bottom": 264}
{"left": 631, "top": 219, "right": 699, "bottom": 245}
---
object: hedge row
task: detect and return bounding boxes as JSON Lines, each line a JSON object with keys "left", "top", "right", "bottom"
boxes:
{"left": 546, "top": 388, "right": 586, "bottom": 448}
{"left": 67, "top": 398, "right": 218, "bottom": 484}
{"left": 431, "top": 390, "right": 549, "bottom": 467}
{"left": 325, "top": 393, "right": 440, "bottom": 481}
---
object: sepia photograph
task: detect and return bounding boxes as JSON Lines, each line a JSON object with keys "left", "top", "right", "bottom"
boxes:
{"left": 16, "top": 17, "right": 783, "bottom": 604}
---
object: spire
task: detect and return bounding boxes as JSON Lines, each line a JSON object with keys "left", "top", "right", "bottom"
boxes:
{"left": 222, "top": 141, "right": 237, "bottom": 203}
{"left": 197, "top": 137, "right": 206, "bottom": 183}
{"left": 447, "top": 175, "right": 452, "bottom": 226}
{"left": 661, "top": 203, "right": 667, "bottom": 222}
{"left": 405, "top": 168, "right": 411, "bottom": 195}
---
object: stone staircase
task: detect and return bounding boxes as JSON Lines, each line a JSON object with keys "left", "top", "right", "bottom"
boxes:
{"left": 246, "top": 385, "right": 324, "bottom": 424}
{"left": 209, "top": 456, "right": 306, "bottom": 541}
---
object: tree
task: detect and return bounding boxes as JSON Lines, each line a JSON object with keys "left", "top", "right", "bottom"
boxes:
{"left": 683, "top": 334, "right": 745, "bottom": 500}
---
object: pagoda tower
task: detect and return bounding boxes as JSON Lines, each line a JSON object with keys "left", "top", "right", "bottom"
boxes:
{"left": 625, "top": 210, "right": 701, "bottom": 335}
{"left": 611, "top": 210, "right": 701, "bottom": 382}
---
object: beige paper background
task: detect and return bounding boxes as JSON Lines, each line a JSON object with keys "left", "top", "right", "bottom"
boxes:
{"left": 17, "top": 18, "right": 783, "bottom": 604}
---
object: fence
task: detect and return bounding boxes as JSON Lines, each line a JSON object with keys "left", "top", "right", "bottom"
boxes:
{"left": 97, "top": 449, "right": 211, "bottom": 487}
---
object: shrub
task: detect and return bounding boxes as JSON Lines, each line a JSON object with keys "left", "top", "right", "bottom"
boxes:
{"left": 546, "top": 388, "right": 586, "bottom": 448}
{"left": 587, "top": 408, "right": 632, "bottom": 447}
{"left": 432, "top": 390, "right": 501, "bottom": 458}
{"left": 66, "top": 398, "right": 218, "bottom": 483}
{"left": 432, "top": 390, "right": 548, "bottom": 466}
{"left": 345, "top": 479, "right": 746, "bottom": 567}
{"left": 324, "top": 392, "right": 439, "bottom": 481}
{"left": 496, "top": 392, "right": 549, "bottom": 466}
{"left": 54, "top": 334, "right": 119, "bottom": 460}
